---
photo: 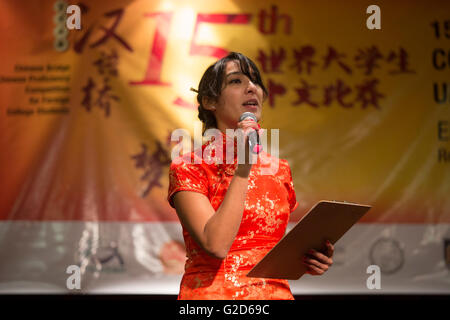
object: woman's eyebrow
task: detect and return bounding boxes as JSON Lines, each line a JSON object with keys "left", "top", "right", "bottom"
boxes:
{"left": 226, "top": 71, "right": 243, "bottom": 77}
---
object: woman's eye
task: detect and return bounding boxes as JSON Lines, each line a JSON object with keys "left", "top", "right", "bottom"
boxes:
{"left": 229, "top": 78, "right": 241, "bottom": 84}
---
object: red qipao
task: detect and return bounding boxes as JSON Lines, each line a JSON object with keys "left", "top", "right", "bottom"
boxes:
{"left": 168, "top": 131, "right": 299, "bottom": 300}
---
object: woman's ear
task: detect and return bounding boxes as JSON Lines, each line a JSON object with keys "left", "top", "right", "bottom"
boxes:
{"left": 202, "top": 97, "right": 216, "bottom": 111}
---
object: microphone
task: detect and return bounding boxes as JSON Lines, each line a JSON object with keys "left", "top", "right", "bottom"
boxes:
{"left": 238, "top": 112, "right": 263, "bottom": 154}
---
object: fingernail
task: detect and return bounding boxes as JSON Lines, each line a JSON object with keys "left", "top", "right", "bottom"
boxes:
{"left": 254, "top": 145, "right": 263, "bottom": 153}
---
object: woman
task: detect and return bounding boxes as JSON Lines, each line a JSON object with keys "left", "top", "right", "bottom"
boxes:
{"left": 168, "top": 52, "right": 333, "bottom": 300}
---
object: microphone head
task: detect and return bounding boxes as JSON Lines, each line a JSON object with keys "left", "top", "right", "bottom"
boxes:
{"left": 239, "top": 112, "right": 257, "bottom": 122}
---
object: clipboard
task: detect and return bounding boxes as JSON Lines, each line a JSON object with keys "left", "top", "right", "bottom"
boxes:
{"left": 246, "top": 200, "right": 371, "bottom": 280}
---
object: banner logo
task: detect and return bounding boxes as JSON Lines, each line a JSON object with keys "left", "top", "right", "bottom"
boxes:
{"left": 369, "top": 238, "right": 404, "bottom": 274}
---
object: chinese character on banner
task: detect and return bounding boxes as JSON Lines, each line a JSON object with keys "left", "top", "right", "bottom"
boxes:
{"left": 291, "top": 45, "right": 317, "bottom": 75}
{"left": 292, "top": 80, "right": 319, "bottom": 108}
{"left": 257, "top": 48, "right": 287, "bottom": 73}
{"left": 386, "top": 47, "right": 416, "bottom": 75}
{"left": 131, "top": 142, "right": 171, "bottom": 198}
{"left": 323, "top": 79, "right": 353, "bottom": 108}
{"left": 323, "top": 46, "right": 352, "bottom": 74}
{"left": 81, "top": 77, "right": 96, "bottom": 112}
{"left": 94, "top": 79, "right": 119, "bottom": 117}
{"left": 93, "top": 49, "right": 119, "bottom": 76}
{"left": 74, "top": 5, "right": 133, "bottom": 54}
{"left": 354, "top": 46, "right": 384, "bottom": 75}
{"left": 354, "top": 78, "right": 385, "bottom": 109}
{"left": 80, "top": 49, "right": 120, "bottom": 117}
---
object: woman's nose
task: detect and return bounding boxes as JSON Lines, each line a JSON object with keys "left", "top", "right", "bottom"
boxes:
{"left": 246, "top": 80, "right": 257, "bottom": 93}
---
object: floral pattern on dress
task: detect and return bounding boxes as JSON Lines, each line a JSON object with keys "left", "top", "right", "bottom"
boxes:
{"left": 168, "top": 131, "right": 299, "bottom": 300}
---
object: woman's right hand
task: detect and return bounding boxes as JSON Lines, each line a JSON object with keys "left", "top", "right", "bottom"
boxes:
{"left": 235, "top": 119, "right": 262, "bottom": 176}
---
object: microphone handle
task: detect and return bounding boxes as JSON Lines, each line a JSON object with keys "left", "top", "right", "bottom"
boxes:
{"left": 239, "top": 112, "right": 262, "bottom": 154}
{"left": 248, "top": 129, "right": 262, "bottom": 154}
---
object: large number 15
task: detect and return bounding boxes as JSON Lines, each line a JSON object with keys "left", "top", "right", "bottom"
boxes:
{"left": 130, "top": 12, "right": 251, "bottom": 89}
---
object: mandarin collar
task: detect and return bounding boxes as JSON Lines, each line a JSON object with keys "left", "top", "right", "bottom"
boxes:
{"left": 203, "top": 130, "right": 238, "bottom": 156}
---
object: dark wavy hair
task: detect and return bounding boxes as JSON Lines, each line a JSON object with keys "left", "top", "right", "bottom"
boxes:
{"left": 194, "top": 52, "right": 268, "bottom": 134}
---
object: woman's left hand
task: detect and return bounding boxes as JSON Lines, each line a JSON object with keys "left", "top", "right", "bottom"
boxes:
{"left": 302, "top": 240, "right": 334, "bottom": 276}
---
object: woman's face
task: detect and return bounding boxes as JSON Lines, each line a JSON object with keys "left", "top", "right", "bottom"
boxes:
{"left": 213, "top": 60, "right": 264, "bottom": 131}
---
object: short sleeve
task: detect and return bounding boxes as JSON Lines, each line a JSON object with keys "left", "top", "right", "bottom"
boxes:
{"left": 284, "top": 161, "right": 299, "bottom": 213}
{"left": 167, "top": 161, "right": 209, "bottom": 208}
